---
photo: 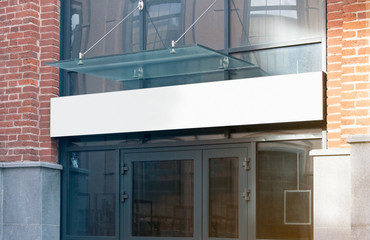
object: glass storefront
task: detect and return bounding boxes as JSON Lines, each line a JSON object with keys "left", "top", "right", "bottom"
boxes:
{"left": 62, "top": 133, "right": 321, "bottom": 240}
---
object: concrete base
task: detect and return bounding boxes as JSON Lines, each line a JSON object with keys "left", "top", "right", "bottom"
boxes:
{"left": 0, "top": 162, "right": 62, "bottom": 240}
{"left": 347, "top": 135, "right": 370, "bottom": 240}
{"left": 310, "top": 149, "right": 351, "bottom": 240}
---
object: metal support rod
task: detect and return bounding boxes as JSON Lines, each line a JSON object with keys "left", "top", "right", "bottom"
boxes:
{"left": 172, "top": 0, "right": 217, "bottom": 47}
{"left": 79, "top": 0, "right": 143, "bottom": 59}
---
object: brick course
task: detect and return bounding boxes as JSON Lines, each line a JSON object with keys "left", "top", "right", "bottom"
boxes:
{"left": 327, "top": 0, "right": 370, "bottom": 148}
{"left": 0, "top": 0, "right": 60, "bottom": 162}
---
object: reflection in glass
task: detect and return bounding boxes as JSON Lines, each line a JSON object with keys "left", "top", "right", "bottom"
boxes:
{"left": 68, "top": 151, "right": 116, "bottom": 236}
{"left": 230, "top": 0, "right": 321, "bottom": 48}
{"left": 146, "top": 1, "right": 181, "bottom": 50}
{"left": 183, "top": 0, "right": 225, "bottom": 50}
{"left": 132, "top": 160, "right": 194, "bottom": 237}
{"left": 256, "top": 140, "right": 320, "bottom": 240}
{"left": 70, "top": 0, "right": 138, "bottom": 58}
{"left": 65, "top": 0, "right": 322, "bottom": 96}
{"left": 144, "top": 0, "right": 224, "bottom": 50}
{"left": 209, "top": 157, "right": 238, "bottom": 238}
{"left": 232, "top": 43, "right": 321, "bottom": 77}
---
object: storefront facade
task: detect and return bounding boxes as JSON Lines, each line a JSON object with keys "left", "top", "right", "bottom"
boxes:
{"left": 55, "top": 1, "right": 324, "bottom": 239}
{"left": 0, "top": 0, "right": 369, "bottom": 240}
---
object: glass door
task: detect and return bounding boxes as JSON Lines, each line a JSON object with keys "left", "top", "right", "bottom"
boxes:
{"left": 203, "top": 148, "right": 249, "bottom": 240}
{"left": 122, "top": 150, "right": 202, "bottom": 240}
{"left": 121, "top": 145, "right": 252, "bottom": 240}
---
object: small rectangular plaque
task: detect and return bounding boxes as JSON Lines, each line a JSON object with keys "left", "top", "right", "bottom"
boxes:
{"left": 284, "top": 190, "right": 311, "bottom": 225}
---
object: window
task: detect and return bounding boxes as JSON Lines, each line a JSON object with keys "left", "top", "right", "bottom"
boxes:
{"left": 230, "top": 0, "right": 321, "bottom": 47}
{"left": 66, "top": 151, "right": 118, "bottom": 236}
{"left": 256, "top": 140, "right": 319, "bottom": 239}
{"left": 61, "top": 0, "right": 323, "bottom": 95}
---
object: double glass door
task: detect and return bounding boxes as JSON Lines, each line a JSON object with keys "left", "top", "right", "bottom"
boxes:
{"left": 121, "top": 146, "right": 252, "bottom": 240}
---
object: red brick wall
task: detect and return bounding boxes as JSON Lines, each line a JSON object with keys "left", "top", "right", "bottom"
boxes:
{"left": 0, "top": 0, "right": 60, "bottom": 162}
{"left": 326, "top": 0, "right": 370, "bottom": 148}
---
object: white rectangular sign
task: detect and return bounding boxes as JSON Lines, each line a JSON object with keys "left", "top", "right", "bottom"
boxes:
{"left": 51, "top": 72, "right": 324, "bottom": 137}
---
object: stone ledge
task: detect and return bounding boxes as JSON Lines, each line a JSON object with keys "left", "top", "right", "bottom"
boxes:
{"left": 347, "top": 135, "right": 370, "bottom": 144}
{"left": 0, "top": 161, "right": 62, "bottom": 170}
{"left": 310, "top": 148, "right": 350, "bottom": 157}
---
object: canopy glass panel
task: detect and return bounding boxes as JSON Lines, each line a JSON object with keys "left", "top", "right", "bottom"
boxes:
{"left": 46, "top": 45, "right": 255, "bottom": 82}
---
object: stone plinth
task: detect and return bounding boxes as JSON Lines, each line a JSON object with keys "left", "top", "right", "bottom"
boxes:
{"left": 310, "top": 149, "right": 351, "bottom": 240}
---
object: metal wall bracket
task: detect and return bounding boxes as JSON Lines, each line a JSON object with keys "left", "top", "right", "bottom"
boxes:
{"left": 121, "top": 164, "right": 129, "bottom": 175}
{"left": 121, "top": 192, "right": 129, "bottom": 203}
{"left": 242, "top": 188, "right": 251, "bottom": 202}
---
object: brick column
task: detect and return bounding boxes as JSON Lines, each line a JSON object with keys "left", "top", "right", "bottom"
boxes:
{"left": 326, "top": 0, "right": 370, "bottom": 148}
{"left": 0, "top": 0, "right": 60, "bottom": 163}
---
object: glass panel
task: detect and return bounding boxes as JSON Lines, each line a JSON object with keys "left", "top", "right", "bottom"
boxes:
{"left": 47, "top": 45, "right": 253, "bottom": 82}
{"left": 68, "top": 72, "right": 125, "bottom": 95}
{"left": 132, "top": 160, "right": 194, "bottom": 237}
{"left": 256, "top": 140, "right": 321, "bottom": 240}
{"left": 145, "top": 0, "right": 182, "bottom": 50}
{"left": 68, "top": 0, "right": 139, "bottom": 94}
{"left": 67, "top": 151, "right": 116, "bottom": 236}
{"left": 230, "top": 0, "right": 321, "bottom": 48}
{"left": 183, "top": 0, "right": 225, "bottom": 50}
{"left": 70, "top": 0, "right": 138, "bottom": 59}
{"left": 145, "top": 0, "right": 225, "bottom": 50}
{"left": 231, "top": 43, "right": 322, "bottom": 78}
{"left": 209, "top": 157, "right": 239, "bottom": 238}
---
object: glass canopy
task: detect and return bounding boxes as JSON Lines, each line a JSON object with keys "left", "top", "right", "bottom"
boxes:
{"left": 46, "top": 45, "right": 254, "bottom": 81}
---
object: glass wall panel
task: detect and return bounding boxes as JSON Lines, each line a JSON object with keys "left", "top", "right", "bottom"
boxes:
{"left": 209, "top": 157, "right": 238, "bottom": 238}
{"left": 145, "top": 0, "right": 182, "bottom": 50}
{"left": 132, "top": 160, "right": 194, "bottom": 237}
{"left": 144, "top": 0, "right": 224, "bottom": 50}
{"left": 256, "top": 140, "right": 321, "bottom": 240}
{"left": 70, "top": 0, "right": 138, "bottom": 59}
{"left": 67, "top": 151, "right": 116, "bottom": 236}
{"left": 63, "top": 0, "right": 322, "bottom": 95}
{"left": 230, "top": 0, "right": 321, "bottom": 48}
{"left": 69, "top": 72, "right": 125, "bottom": 95}
{"left": 68, "top": 66, "right": 229, "bottom": 94}
{"left": 232, "top": 43, "right": 322, "bottom": 77}
{"left": 183, "top": 0, "right": 225, "bottom": 50}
